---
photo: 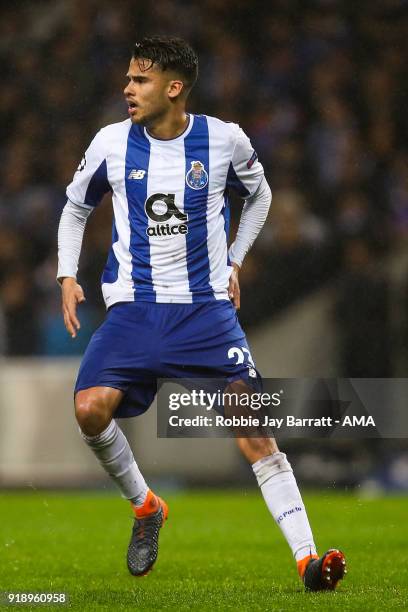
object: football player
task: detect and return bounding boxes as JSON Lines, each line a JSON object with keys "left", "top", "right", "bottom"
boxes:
{"left": 57, "top": 36, "right": 346, "bottom": 590}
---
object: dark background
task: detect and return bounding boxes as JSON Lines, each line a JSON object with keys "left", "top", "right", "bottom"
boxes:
{"left": 0, "top": 0, "right": 408, "bottom": 492}
{"left": 1, "top": 0, "right": 407, "bottom": 373}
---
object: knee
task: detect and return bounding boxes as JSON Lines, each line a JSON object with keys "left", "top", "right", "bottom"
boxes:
{"left": 75, "top": 392, "right": 110, "bottom": 436}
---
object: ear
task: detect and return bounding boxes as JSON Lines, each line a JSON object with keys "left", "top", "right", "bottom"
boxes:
{"left": 168, "top": 79, "right": 185, "bottom": 99}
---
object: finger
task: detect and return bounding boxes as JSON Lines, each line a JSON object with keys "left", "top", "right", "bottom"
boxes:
{"left": 68, "top": 304, "right": 81, "bottom": 331}
{"left": 63, "top": 308, "right": 76, "bottom": 338}
{"left": 235, "top": 291, "right": 240, "bottom": 310}
{"left": 234, "top": 284, "right": 240, "bottom": 310}
{"left": 228, "top": 282, "right": 239, "bottom": 309}
{"left": 76, "top": 289, "right": 86, "bottom": 304}
{"left": 64, "top": 297, "right": 81, "bottom": 332}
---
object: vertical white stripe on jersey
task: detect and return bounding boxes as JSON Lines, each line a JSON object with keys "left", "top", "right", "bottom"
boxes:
{"left": 146, "top": 137, "right": 192, "bottom": 303}
{"left": 206, "top": 118, "right": 232, "bottom": 299}
{"left": 101, "top": 122, "right": 134, "bottom": 306}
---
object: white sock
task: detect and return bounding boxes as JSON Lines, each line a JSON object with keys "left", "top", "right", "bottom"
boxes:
{"left": 80, "top": 420, "right": 148, "bottom": 505}
{"left": 252, "top": 452, "right": 317, "bottom": 561}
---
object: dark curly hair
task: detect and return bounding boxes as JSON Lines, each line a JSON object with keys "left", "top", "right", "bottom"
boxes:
{"left": 132, "top": 36, "right": 198, "bottom": 94}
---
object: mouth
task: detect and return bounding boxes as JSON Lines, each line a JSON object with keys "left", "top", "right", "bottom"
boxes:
{"left": 127, "top": 101, "right": 139, "bottom": 116}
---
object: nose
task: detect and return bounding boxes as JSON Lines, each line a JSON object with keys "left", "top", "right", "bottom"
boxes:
{"left": 124, "top": 81, "right": 133, "bottom": 96}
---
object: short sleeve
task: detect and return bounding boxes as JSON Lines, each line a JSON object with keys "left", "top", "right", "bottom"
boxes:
{"left": 226, "top": 127, "right": 264, "bottom": 198}
{"left": 66, "top": 129, "right": 111, "bottom": 208}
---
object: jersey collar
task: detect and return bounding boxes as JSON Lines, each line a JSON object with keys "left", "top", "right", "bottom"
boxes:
{"left": 144, "top": 114, "right": 194, "bottom": 143}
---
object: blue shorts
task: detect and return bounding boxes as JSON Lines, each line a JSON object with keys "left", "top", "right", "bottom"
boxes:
{"left": 75, "top": 300, "right": 261, "bottom": 418}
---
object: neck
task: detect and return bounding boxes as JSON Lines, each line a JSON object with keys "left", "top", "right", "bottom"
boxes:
{"left": 145, "top": 109, "right": 189, "bottom": 140}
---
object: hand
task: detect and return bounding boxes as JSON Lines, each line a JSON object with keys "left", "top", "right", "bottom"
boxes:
{"left": 60, "top": 277, "right": 86, "bottom": 338}
{"left": 228, "top": 263, "right": 241, "bottom": 310}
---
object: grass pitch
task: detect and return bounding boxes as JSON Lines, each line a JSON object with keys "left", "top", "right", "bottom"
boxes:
{"left": 0, "top": 490, "right": 407, "bottom": 611}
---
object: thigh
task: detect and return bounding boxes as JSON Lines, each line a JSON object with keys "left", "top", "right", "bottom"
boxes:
{"left": 75, "top": 303, "right": 159, "bottom": 418}
{"left": 161, "top": 300, "right": 260, "bottom": 385}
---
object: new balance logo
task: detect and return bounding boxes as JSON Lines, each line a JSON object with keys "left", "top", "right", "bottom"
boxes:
{"left": 128, "top": 169, "right": 146, "bottom": 180}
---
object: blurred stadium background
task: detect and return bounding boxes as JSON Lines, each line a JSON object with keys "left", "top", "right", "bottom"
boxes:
{"left": 1, "top": 0, "right": 408, "bottom": 493}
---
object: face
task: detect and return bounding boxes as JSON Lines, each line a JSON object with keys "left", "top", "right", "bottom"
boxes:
{"left": 124, "top": 58, "right": 183, "bottom": 125}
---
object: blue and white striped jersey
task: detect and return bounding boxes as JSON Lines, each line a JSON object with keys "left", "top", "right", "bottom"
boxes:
{"left": 66, "top": 114, "right": 264, "bottom": 307}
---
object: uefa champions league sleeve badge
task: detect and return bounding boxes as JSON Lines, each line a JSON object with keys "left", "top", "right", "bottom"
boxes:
{"left": 77, "top": 154, "right": 87, "bottom": 172}
{"left": 186, "top": 160, "right": 208, "bottom": 190}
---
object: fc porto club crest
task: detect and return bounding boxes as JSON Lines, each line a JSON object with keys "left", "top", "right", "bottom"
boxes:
{"left": 186, "top": 160, "right": 208, "bottom": 190}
